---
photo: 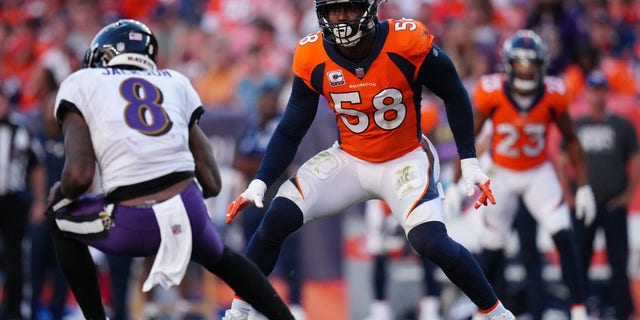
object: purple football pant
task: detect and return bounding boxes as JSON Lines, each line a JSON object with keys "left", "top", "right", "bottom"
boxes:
{"left": 61, "top": 182, "right": 224, "bottom": 269}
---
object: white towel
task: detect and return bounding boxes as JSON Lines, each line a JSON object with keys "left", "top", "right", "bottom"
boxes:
{"left": 142, "top": 195, "right": 193, "bottom": 292}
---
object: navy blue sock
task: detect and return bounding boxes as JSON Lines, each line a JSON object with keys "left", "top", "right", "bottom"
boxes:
{"left": 245, "top": 197, "right": 304, "bottom": 276}
{"left": 48, "top": 215, "right": 106, "bottom": 320}
{"left": 420, "top": 257, "right": 442, "bottom": 297}
{"left": 373, "top": 254, "right": 389, "bottom": 300}
{"left": 552, "top": 228, "right": 587, "bottom": 305}
{"left": 408, "top": 221, "right": 498, "bottom": 310}
{"left": 476, "top": 248, "right": 506, "bottom": 297}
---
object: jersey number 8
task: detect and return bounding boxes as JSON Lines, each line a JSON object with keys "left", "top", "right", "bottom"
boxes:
{"left": 120, "top": 77, "right": 173, "bottom": 136}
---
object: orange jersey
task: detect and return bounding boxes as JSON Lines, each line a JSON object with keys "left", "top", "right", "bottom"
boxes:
{"left": 473, "top": 74, "right": 569, "bottom": 171}
{"left": 292, "top": 19, "right": 434, "bottom": 163}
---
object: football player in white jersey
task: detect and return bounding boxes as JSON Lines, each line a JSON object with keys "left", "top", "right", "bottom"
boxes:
{"left": 47, "top": 19, "right": 294, "bottom": 320}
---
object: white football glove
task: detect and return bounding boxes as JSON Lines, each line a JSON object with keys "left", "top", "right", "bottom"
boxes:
{"left": 460, "top": 157, "right": 496, "bottom": 208}
{"left": 226, "top": 179, "right": 267, "bottom": 224}
{"left": 575, "top": 185, "right": 596, "bottom": 226}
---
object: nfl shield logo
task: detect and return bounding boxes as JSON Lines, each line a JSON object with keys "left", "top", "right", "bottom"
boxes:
{"left": 355, "top": 67, "right": 365, "bottom": 79}
{"left": 171, "top": 224, "right": 182, "bottom": 235}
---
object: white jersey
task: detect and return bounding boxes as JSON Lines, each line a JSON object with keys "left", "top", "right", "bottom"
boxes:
{"left": 55, "top": 67, "right": 201, "bottom": 193}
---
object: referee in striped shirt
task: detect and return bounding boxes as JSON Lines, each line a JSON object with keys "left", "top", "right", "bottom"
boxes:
{"left": 0, "top": 88, "right": 46, "bottom": 320}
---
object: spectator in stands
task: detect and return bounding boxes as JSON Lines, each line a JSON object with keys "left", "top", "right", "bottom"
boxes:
{"left": 194, "top": 34, "right": 240, "bottom": 109}
{"left": 525, "top": 0, "right": 586, "bottom": 75}
{"left": 234, "top": 44, "right": 280, "bottom": 113}
{"left": 0, "top": 21, "right": 39, "bottom": 112}
{"left": 466, "top": 0, "right": 501, "bottom": 71}
{"left": 586, "top": 10, "right": 637, "bottom": 95}
{"left": 248, "top": 16, "right": 292, "bottom": 77}
{"left": 564, "top": 43, "right": 600, "bottom": 100}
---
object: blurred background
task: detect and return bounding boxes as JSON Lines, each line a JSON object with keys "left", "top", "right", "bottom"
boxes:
{"left": 1, "top": 0, "right": 640, "bottom": 319}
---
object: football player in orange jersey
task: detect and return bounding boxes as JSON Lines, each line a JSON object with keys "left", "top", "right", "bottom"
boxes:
{"left": 472, "top": 29, "right": 596, "bottom": 320}
{"left": 224, "top": 1, "right": 514, "bottom": 319}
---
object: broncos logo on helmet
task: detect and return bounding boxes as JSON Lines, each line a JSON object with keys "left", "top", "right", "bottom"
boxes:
{"left": 502, "top": 29, "right": 549, "bottom": 93}
{"left": 315, "top": 0, "right": 379, "bottom": 47}
{"left": 83, "top": 19, "right": 158, "bottom": 70}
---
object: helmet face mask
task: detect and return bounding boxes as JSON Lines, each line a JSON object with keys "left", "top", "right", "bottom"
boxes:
{"left": 502, "top": 30, "right": 548, "bottom": 94}
{"left": 83, "top": 19, "right": 158, "bottom": 70}
{"left": 315, "top": 0, "right": 378, "bottom": 47}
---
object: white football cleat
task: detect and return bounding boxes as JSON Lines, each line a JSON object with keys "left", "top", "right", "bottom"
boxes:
{"left": 488, "top": 310, "right": 516, "bottom": 320}
{"left": 363, "top": 300, "right": 393, "bottom": 320}
{"left": 570, "top": 304, "right": 588, "bottom": 320}
{"left": 248, "top": 308, "right": 270, "bottom": 320}
{"left": 222, "top": 309, "right": 249, "bottom": 320}
{"left": 419, "top": 296, "right": 442, "bottom": 320}
{"left": 290, "top": 305, "right": 307, "bottom": 320}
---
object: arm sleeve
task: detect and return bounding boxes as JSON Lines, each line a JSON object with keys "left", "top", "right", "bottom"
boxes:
{"left": 255, "top": 76, "right": 319, "bottom": 186}
{"left": 418, "top": 45, "right": 476, "bottom": 159}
